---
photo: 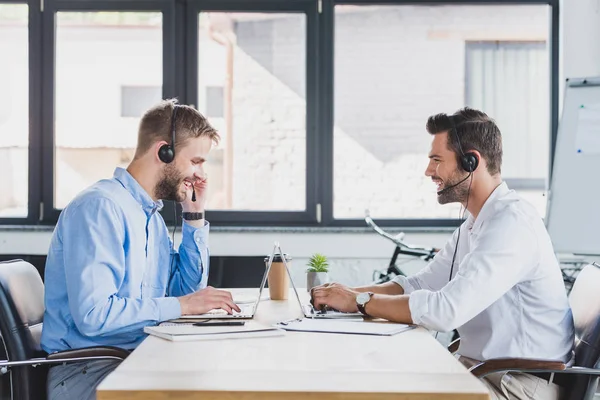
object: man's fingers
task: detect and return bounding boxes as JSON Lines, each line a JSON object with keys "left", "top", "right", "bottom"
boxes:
{"left": 230, "top": 300, "right": 241, "bottom": 313}
{"left": 221, "top": 299, "right": 239, "bottom": 313}
{"left": 312, "top": 292, "right": 329, "bottom": 309}
{"left": 221, "top": 303, "right": 233, "bottom": 314}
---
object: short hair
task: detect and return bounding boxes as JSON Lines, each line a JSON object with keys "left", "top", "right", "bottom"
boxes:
{"left": 426, "top": 107, "right": 502, "bottom": 175}
{"left": 134, "top": 99, "right": 220, "bottom": 159}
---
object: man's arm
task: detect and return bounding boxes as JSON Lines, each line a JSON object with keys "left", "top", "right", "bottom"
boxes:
{"left": 167, "top": 219, "right": 209, "bottom": 297}
{"left": 353, "top": 282, "right": 404, "bottom": 295}
{"left": 353, "top": 228, "right": 460, "bottom": 296}
{"left": 361, "top": 212, "right": 535, "bottom": 330}
{"left": 62, "top": 198, "right": 181, "bottom": 338}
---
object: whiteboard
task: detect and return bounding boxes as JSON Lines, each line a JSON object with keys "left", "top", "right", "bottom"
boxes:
{"left": 546, "top": 77, "right": 600, "bottom": 255}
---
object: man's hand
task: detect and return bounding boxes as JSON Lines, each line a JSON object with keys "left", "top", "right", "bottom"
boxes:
{"left": 178, "top": 286, "right": 241, "bottom": 315}
{"left": 310, "top": 283, "right": 360, "bottom": 313}
{"left": 181, "top": 175, "right": 208, "bottom": 213}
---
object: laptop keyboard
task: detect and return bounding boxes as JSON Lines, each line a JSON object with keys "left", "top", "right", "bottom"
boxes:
{"left": 206, "top": 303, "right": 253, "bottom": 316}
{"left": 307, "top": 304, "right": 347, "bottom": 315}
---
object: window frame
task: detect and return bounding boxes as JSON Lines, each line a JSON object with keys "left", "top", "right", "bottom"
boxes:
{"left": 0, "top": 0, "right": 42, "bottom": 225}
{"left": 40, "top": 0, "right": 177, "bottom": 224}
{"left": 1, "top": 0, "right": 559, "bottom": 229}
{"left": 321, "top": 0, "right": 559, "bottom": 228}
{"left": 184, "top": 0, "right": 320, "bottom": 226}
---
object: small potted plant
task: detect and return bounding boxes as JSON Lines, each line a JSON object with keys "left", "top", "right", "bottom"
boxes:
{"left": 306, "top": 253, "right": 329, "bottom": 291}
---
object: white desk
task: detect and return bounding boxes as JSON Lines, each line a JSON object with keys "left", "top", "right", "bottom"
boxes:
{"left": 97, "top": 289, "right": 490, "bottom": 400}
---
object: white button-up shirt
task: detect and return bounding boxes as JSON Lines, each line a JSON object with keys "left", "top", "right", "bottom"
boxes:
{"left": 394, "top": 182, "right": 575, "bottom": 362}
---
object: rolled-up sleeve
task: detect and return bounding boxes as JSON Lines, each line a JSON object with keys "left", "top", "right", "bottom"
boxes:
{"left": 393, "top": 228, "right": 460, "bottom": 293}
{"left": 407, "top": 211, "right": 536, "bottom": 332}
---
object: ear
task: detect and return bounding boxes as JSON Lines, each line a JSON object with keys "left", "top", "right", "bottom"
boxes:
{"left": 154, "top": 141, "right": 169, "bottom": 162}
{"left": 469, "top": 150, "right": 483, "bottom": 171}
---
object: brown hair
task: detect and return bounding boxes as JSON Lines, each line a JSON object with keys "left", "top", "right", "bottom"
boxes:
{"left": 134, "top": 99, "right": 219, "bottom": 159}
{"left": 426, "top": 107, "right": 502, "bottom": 175}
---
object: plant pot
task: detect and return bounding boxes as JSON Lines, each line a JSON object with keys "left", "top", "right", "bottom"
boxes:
{"left": 307, "top": 271, "right": 328, "bottom": 291}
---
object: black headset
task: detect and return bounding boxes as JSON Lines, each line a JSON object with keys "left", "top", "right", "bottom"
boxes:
{"left": 158, "top": 104, "right": 180, "bottom": 164}
{"left": 450, "top": 116, "right": 478, "bottom": 173}
{"left": 446, "top": 115, "right": 477, "bottom": 283}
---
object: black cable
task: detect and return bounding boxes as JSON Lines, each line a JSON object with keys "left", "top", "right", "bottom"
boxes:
{"left": 167, "top": 203, "right": 177, "bottom": 288}
{"left": 436, "top": 172, "right": 473, "bottom": 341}
{"left": 448, "top": 172, "right": 473, "bottom": 282}
{"left": 172, "top": 202, "right": 177, "bottom": 247}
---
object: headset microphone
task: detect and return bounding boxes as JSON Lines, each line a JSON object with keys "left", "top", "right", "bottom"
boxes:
{"left": 436, "top": 172, "right": 472, "bottom": 195}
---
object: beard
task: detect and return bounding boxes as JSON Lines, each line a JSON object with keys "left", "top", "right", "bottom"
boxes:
{"left": 155, "top": 163, "right": 186, "bottom": 202}
{"left": 436, "top": 170, "right": 471, "bottom": 205}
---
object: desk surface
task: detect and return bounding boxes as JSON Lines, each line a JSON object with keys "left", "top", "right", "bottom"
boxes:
{"left": 97, "top": 289, "right": 490, "bottom": 400}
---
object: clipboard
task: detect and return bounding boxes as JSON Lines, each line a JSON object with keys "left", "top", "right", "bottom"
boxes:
{"left": 275, "top": 318, "right": 415, "bottom": 336}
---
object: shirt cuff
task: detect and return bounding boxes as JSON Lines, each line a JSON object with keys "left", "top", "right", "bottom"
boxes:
{"left": 156, "top": 297, "right": 182, "bottom": 321}
{"left": 181, "top": 219, "right": 209, "bottom": 250}
{"left": 392, "top": 275, "right": 417, "bottom": 294}
{"left": 407, "top": 289, "right": 431, "bottom": 326}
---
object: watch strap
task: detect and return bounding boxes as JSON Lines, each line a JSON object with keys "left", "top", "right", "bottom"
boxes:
{"left": 182, "top": 212, "right": 204, "bottom": 221}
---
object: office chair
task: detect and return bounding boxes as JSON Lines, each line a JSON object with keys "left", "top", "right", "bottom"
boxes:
{"left": 0, "top": 259, "right": 129, "bottom": 400}
{"left": 448, "top": 263, "right": 600, "bottom": 400}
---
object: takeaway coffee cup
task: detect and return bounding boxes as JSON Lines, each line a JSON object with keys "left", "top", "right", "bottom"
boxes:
{"left": 264, "top": 253, "right": 292, "bottom": 300}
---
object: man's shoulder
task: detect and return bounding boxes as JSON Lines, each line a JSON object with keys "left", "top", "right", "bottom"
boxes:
{"left": 492, "top": 190, "right": 543, "bottom": 222}
{"left": 61, "top": 178, "right": 129, "bottom": 218}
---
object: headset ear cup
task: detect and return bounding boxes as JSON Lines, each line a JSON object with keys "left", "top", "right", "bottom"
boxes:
{"left": 158, "top": 144, "right": 174, "bottom": 163}
{"left": 461, "top": 153, "right": 478, "bottom": 172}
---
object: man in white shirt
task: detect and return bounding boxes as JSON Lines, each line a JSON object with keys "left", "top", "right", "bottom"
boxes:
{"left": 311, "top": 107, "right": 575, "bottom": 400}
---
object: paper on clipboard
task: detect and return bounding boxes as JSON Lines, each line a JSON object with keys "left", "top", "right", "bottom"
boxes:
{"left": 275, "top": 318, "right": 415, "bottom": 336}
{"left": 575, "top": 103, "right": 600, "bottom": 154}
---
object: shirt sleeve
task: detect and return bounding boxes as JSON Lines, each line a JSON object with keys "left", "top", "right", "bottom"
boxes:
{"left": 62, "top": 198, "right": 181, "bottom": 338}
{"left": 167, "top": 220, "right": 210, "bottom": 297}
{"left": 393, "top": 227, "right": 460, "bottom": 294}
{"left": 407, "top": 211, "right": 537, "bottom": 332}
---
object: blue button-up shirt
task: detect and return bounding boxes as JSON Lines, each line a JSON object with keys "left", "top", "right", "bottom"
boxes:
{"left": 41, "top": 168, "right": 209, "bottom": 353}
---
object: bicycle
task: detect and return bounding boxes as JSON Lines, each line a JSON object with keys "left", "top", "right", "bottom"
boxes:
{"left": 365, "top": 212, "right": 439, "bottom": 284}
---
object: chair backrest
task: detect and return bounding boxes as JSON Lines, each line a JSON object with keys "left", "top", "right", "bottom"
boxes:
{"left": 566, "top": 263, "right": 600, "bottom": 400}
{"left": 0, "top": 259, "right": 47, "bottom": 400}
{"left": 570, "top": 263, "right": 600, "bottom": 367}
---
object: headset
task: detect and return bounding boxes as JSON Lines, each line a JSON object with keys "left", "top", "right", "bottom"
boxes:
{"left": 159, "top": 103, "right": 181, "bottom": 284}
{"left": 445, "top": 115, "right": 476, "bottom": 282}
{"left": 434, "top": 115, "right": 477, "bottom": 342}
{"left": 452, "top": 116, "right": 478, "bottom": 173}
{"left": 158, "top": 104, "right": 180, "bottom": 164}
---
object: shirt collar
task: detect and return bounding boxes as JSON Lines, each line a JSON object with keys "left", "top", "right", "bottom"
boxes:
{"left": 113, "top": 167, "right": 163, "bottom": 215}
{"left": 466, "top": 181, "right": 510, "bottom": 233}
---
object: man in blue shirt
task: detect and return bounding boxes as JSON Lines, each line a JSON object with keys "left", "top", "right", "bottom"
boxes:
{"left": 42, "top": 100, "right": 240, "bottom": 400}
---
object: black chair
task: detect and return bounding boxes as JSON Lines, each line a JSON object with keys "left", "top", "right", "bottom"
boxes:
{"left": 0, "top": 259, "right": 129, "bottom": 400}
{"left": 449, "top": 263, "right": 600, "bottom": 400}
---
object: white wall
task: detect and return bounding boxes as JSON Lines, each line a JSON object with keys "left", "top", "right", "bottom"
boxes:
{"left": 561, "top": 0, "right": 600, "bottom": 79}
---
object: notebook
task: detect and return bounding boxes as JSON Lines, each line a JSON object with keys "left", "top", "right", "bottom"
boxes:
{"left": 144, "top": 322, "right": 284, "bottom": 342}
{"left": 275, "top": 318, "right": 415, "bottom": 336}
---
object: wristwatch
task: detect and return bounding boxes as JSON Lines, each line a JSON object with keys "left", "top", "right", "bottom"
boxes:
{"left": 182, "top": 212, "right": 204, "bottom": 221}
{"left": 356, "top": 292, "right": 374, "bottom": 316}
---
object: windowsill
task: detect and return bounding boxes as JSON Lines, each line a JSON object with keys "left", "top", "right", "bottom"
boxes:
{"left": 0, "top": 224, "right": 455, "bottom": 234}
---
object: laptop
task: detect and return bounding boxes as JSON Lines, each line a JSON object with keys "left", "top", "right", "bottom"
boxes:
{"left": 273, "top": 244, "right": 364, "bottom": 320}
{"left": 179, "top": 242, "right": 278, "bottom": 319}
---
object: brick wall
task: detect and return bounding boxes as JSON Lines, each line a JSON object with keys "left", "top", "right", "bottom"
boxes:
{"left": 0, "top": 5, "right": 550, "bottom": 218}
{"left": 232, "top": 4, "right": 549, "bottom": 218}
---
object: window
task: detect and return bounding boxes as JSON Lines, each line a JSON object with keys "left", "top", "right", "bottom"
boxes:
{"left": 121, "top": 85, "right": 162, "bottom": 118}
{"left": 54, "top": 12, "right": 162, "bottom": 209}
{"left": 333, "top": 4, "right": 550, "bottom": 220}
{"left": 0, "top": 4, "right": 28, "bottom": 218}
{"left": 0, "top": 1, "right": 558, "bottom": 227}
{"left": 465, "top": 41, "right": 549, "bottom": 214}
{"left": 197, "top": 12, "right": 307, "bottom": 212}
